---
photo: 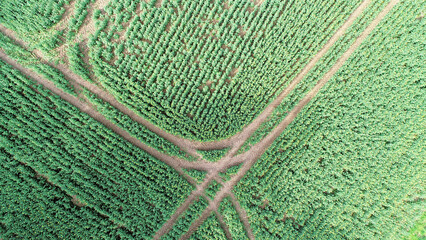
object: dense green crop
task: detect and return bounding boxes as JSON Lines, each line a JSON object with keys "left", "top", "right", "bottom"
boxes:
{"left": 234, "top": 1, "right": 425, "bottom": 238}
{"left": 89, "top": 0, "right": 362, "bottom": 141}
{"left": 0, "top": 151, "right": 130, "bottom": 239}
{"left": 0, "top": 59, "right": 193, "bottom": 238}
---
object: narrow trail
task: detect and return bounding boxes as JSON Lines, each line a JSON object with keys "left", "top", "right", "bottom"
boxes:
{"left": 214, "top": 210, "right": 233, "bottom": 240}
{"left": 0, "top": 51, "right": 211, "bottom": 174}
{"left": 179, "top": 0, "right": 398, "bottom": 237}
{"left": 152, "top": 171, "right": 217, "bottom": 239}
{"left": 229, "top": 192, "right": 254, "bottom": 240}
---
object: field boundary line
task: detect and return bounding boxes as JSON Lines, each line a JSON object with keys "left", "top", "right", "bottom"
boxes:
{"left": 180, "top": 0, "right": 398, "bottom": 237}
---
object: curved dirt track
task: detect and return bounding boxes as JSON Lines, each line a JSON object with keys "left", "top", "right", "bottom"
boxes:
{"left": 179, "top": 0, "right": 399, "bottom": 238}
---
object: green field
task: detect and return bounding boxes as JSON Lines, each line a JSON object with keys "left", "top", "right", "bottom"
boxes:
{"left": 0, "top": 0, "right": 424, "bottom": 239}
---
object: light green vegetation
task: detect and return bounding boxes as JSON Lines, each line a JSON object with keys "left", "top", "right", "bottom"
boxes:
{"left": 405, "top": 212, "right": 426, "bottom": 240}
{"left": 0, "top": 59, "right": 193, "bottom": 239}
{"left": 234, "top": 1, "right": 425, "bottom": 238}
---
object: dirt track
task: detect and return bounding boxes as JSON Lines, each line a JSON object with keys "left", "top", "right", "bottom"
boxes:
{"left": 0, "top": 0, "right": 398, "bottom": 238}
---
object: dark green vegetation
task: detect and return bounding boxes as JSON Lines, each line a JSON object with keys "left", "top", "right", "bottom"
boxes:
{"left": 0, "top": 59, "right": 193, "bottom": 239}
{"left": 235, "top": 1, "right": 425, "bottom": 238}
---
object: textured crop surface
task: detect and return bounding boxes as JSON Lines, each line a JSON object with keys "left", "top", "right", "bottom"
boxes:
{"left": 0, "top": 0, "right": 424, "bottom": 239}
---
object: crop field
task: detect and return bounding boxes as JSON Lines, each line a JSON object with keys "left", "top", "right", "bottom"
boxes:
{"left": 0, "top": 0, "right": 424, "bottom": 239}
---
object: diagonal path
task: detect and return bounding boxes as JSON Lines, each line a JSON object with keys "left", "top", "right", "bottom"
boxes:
{"left": 180, "top": 0, "right": 399, "bottom": 238}
{"left": 0, "top": 51, "right": 211, "bottom": 174}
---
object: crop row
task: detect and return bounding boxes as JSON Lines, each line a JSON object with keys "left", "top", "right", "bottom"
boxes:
{"left": 1, "top": 30, "right": 200, "bottom": 161}
{"left": 67, "top": 0, "right": 93, "bottom": 40}
{"left": 234, "top": 1, "right": 425, "bottom": 238}
{"left": 0, "top": 59, "right": 193, "bottom": 239}
{"left": 88, "top": 0, "right": 362, "bottom": 141}
{"left": 0, "top": 151, "right": 133, "bottom": 239}
{"left": 238, "top": 0, "right": 393, "bottom": 154}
